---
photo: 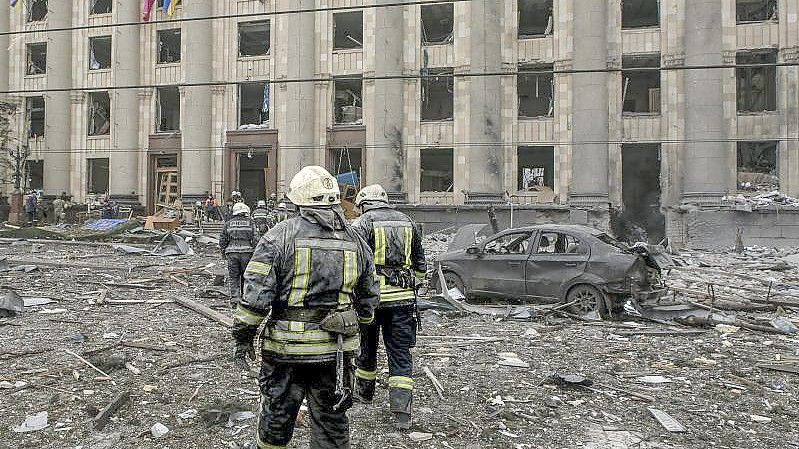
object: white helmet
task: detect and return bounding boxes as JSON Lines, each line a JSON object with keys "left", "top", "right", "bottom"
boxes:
{"left": 232, "top": 203, "right": 251, "bottom": 216}
{"left": 257, "top": 200, "right": 266, "bottom": 208}
{"left": 286, "top": 166, "right": 341, "bottom": 207}
{"left": 355, "top": 184, "right": 389, "bottom": 207}
{"left": 277, "top": 202, "right": 287, "bottom": 210}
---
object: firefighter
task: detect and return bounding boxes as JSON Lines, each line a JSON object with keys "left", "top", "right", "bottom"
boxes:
{"left": 219, "top": 202, "right": 260, "bottom": 307}
{"left": 232, "top": 166, "right": 379, "bottom": 449}
{"left": 350, "top": 184, "right": 427, "bottom": 430}
{"left": 251, "top": 200, "right": 271, "bottom": 236}
{"left": 267, "top": 202, "right": 291, "bottom": 227}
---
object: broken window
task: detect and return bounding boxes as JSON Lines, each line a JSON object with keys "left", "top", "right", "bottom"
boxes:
{"left": 328, "top": 147, "right": 363, "bottom": 183}
{"left": 238, "top": 21, "right": 270, "bottom": 57}
{"left": 333, "top": 77, "right": 363, "bottom": 125}
{"left": 621, "top": 0, "right": 659, "bottom": 29}
{"left": 518, "top": 0, "right": 553, "bottom": 38}
{"left": 736, "top": 0, "right": 778, "bottom": 23}
{"left": 89, "top": 36, "right": 112, "bottom": 70}
{"left": 87, "top": 158, "right": 110, "bottom": 194}
{"left": 421, "top": 3, "right": 454, "bottom": 45}
{"left": 537, "top": 232, "right": 587, "bottom": 255}
{"left": 26, "top": 0, "right": 47, "bottom": 22}
{"left": 485, "top": 232, "right": 533, "bottom": 255}
{"left": 90, "top": 0, "right": 112, "bottom": 15}
{"left": 25, "top": 96, "right": 45, "bottom": 138}
{"left": 239, "top": 82, "right": 270, "bottom": 128}
{"left": 25, "top": 42, "right": 47, "bottom": 76}
{"left": 420, "top": 148, "right": 454, "bottom": 192}
{"left": 421, "top": 68, "right": 454, "bottom": 121}
{"left": 157, "top": 29, "right": 181, "bottom": 64}
{"left": 26, "top": 160, "right": 44, "bottom": 190}
{"left": 334, "top": 11, "right": 363, "bottom": 50}
{"left": 622, "top": 54, "right": 661, "bottom": 114}
{"left": 156, "top": 86, "right": 181, "bottom": 133}
{"left": 737, "top": 49, "right": 777, "bottom": 113}
{"left": 517, "top": 146, "right": 554, "bottom": 191}
{"left": 518, "top": 65, "right": 554, "bottom": 118}
{"left": 737, "top": 141, "right": 778, "bottom": 193}
{"left": 88, "top": 92, "right": 111, "bottom": 136}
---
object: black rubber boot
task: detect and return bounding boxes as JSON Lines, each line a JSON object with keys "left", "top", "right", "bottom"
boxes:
{"left": 353, "top": 378, "right": 375, "bottom": 404}
{"left": 389, "top": 387, "right": 412, "bottom": 430}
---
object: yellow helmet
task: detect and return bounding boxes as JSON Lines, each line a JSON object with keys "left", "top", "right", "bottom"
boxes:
{"left": 355, "top": 184, "right": 389, "bottom": 207}
{"left": 287, "top": 166, "right": 341, "bottom": 207}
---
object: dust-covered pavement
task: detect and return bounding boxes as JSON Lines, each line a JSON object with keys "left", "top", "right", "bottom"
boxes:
{"left": 1, "top": 240, "right": 798, "bottom": 449}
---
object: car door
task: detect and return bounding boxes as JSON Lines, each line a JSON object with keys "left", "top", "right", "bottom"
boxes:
{"left": 525, "top": 231, "right": 590, "bottom": 301}
{"left": 469, "top": 231, "right": 534, "bottom": 299}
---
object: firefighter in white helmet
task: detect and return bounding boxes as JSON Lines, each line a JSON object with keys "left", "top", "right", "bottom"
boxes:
{"left": 219, "top": 202, "right": 259, "bottom": 307}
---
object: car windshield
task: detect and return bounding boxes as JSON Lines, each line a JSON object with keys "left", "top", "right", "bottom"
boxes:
{"left": 594, "top": 233, "right": 629, "bottom": 252}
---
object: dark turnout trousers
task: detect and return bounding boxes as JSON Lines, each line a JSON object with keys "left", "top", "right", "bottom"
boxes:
{"left": 227, "top": 252, "right": 252, "bottom": 303}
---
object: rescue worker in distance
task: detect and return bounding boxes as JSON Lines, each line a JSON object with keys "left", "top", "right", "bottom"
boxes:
{"left": 219, "top": 203, "right": 260, "bottom": 307}
{"left": 350, "top": 184, "right": 427, "bottom": 430}
{"left": 251, "top": 200, "right": 271, "bottom": 236}
{"left": 268, "top": 202, "right": 291, "bottom": 228}
{"left": 232, "top": 166, "right": 380, "bottom": 449}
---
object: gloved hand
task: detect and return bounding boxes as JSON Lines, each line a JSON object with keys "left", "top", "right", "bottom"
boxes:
{"left": 234, "top": 342, "right": 256, "bottom": 372}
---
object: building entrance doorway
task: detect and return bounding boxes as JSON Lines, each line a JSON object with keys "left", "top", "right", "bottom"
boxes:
{"left": 237, "top": 152, "right": 269, "bottom": 205}
{"left": 150, "top": 155, "right": 179, "bottom": 211}
{"left": 620, "top": 144, "right": 665, "bottom": 244}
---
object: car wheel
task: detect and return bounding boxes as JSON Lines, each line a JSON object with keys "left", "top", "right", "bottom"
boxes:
{"left": 441, "top": 271, "right": 466, "bottom": 295}
{"left": 566, "top": 284, "right": 608, "bottom": 318}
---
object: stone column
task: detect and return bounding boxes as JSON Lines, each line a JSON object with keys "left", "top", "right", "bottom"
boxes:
{"left": 110, "top": 0, "right": 140, "bottom": 204}
{"left": 569, "top": 0, "right": 610, "bottom": 207}
{"left": 181, "top": 0, "right": 213, "bottom": 203}
{"left": 44, "top": 1, "right": 73, "bottom": 195}
{"left": 681, "top": 0, "right": 729, "bottom": 204}
{"left": 0, "top": 5, "right": 8, "bottom": 96}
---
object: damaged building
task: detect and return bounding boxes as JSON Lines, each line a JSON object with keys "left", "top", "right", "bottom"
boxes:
{"left": 1, "top": 0, "right": 799, "bottom": 249}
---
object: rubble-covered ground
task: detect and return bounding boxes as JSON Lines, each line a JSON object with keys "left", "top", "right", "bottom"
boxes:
{"left": 1, "top": 238, "right": 798, "bottom": 449}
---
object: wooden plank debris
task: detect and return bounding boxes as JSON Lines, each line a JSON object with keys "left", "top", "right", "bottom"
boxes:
{"left": 423, "top": 366, "right": 445, "bottom": 399}
{"left": 648, "top": 407, "right": 687, "bottom": 432}
{"left": 174, "top": 297, "right": 233, "bottom": 328}
{"left": 64, "top": 349, "right": 114, "bottom": 383}
{"left": 93, "top": 391, "right": 130, "bottom": 430}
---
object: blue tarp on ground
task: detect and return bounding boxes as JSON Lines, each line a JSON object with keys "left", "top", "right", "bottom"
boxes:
{"left": 83, "top": 219, "right": 129, "bottom": 231}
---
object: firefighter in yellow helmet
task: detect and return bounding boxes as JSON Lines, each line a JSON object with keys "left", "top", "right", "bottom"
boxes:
{"left": 232, "top": 166, "right": 379, "bottom": 449}
{"left": 350, "top": 184, "right": 427, "bottom": 430}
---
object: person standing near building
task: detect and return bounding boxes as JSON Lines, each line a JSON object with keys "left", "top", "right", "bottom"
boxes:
{"left": 251, "top": 200, "right": 270, "bottom": 236}
{"left": 24, "top": 191, "right": 37, "bottom": 225}
{"left": 219, "top": 203, "right": 259, "bottom": 307}
{"left": 232, "top": 166, "right": 379, "bottom": 449}
{"left": 52, "top": 194, "right": 65, "bottom": 225}
{"left": 267, "top": 202, "right": 291, "bottom": 228}
{"left": 350, "top": 184, "right": 427, "bottom": 430}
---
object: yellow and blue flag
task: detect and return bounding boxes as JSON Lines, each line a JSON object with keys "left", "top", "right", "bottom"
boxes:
{"left": 163, "top": 0, "right": 178, "bottom": 16}
{"left": 10, "top": 0, "right": 20, "bottom": 8}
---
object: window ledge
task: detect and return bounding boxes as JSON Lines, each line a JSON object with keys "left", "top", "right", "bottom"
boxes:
{"left": 24, "top": 74, "right": 47, "bottom": 79}
{"left": 331, "top": 123, "right": 366, "bottom": 130}
{"left": 621, "top": 26, "right": 661, "bottom": 31}
{"left": 87, "top": 135, "right": 110, "bottom": 140}
{"left": 421, "top": 119, "right": 454, "bottom": 123}
{"left": 736, "top": 111, "right": 780, "bottom": 116}
{"left": 155, "top": 62, "right": 181, "bottom": 67}
{"left": 422, "top": 42, "right": 453, "bottom": 48}
{"left": 88, "top": 68, "right": 112, "bottom": 74}
{"left": 736, "top": 20, "right": 779, "bottom": 25}
{"left": 622, "top": 112, "right": 661, "bottom": 117}
{"left": 518, "top": 115, "right": 554, "bottom": 121}
{"left": 88, "top": 13, "right": 112, "bottom": 19}
{"left": 238, "top": 55, "right": 271, "bottom": 61}
{"left": 155, "top": 130, "right": 181, "bottom": 135}
{"left": 518, "top": 35, "right": 553, "bottom": 41}
{"left": 332, "top": 48, "right": 363, "bottom": 54}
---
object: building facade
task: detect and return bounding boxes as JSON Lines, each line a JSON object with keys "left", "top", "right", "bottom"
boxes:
{"left": 1, "top": 0, "right": 799, "bottom": 246}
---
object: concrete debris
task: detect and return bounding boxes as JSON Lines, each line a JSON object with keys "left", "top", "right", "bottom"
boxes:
{"left": 750, "top": 414, "right": 773, "bottom": 424}
{"left": 497, "top": 353, "right": 530, "bottom": 368}
{"left": 723, "top": 190, "right": 799, "bottom": 209}
{"left": 150, "top": 422, "right": 169, "bottom": 438}
{"left": 0, "top": 291, "right": 25, "bottom": 317}
{"left": 647, "top": 408, "right": 686, "bottom": 433}
{"left": 408, "top": 432, "right": 433, "bottom": 442}
{"left": 22, "top": 297, "right": 54, "bottom": 307}
{"left": 12, "top": 411, "right": 48, "bottom": 433}
{"left": 636, "top": 376, "right": 672, "bottom": 384}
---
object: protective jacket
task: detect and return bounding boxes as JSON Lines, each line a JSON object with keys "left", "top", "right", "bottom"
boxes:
{"left": 232, "top": 207, "right": 379, "bottom": 364}
{"left": 351, "top": 204, "right": 427, "bottom": 307}
{"left": 219, "top": 216, "right": 259, "bottom": 255}
{"left": 251, "top": 206, "right": 271, "bottom": 235}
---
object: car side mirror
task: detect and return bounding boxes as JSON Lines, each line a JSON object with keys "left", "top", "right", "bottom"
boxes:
{"left": 466, "top": 246, "right": 481, "bottom": 256}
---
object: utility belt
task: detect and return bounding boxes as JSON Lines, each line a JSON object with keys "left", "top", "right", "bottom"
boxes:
{"left": 270, "top": 307, "right": 359, "bottom": 338}
{"left": 377, "top": 265, "right": 416, "bottom": 290}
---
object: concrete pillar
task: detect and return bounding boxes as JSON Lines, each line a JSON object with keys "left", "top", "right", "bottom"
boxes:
{"left": 44, "top": 1, "right": 72, "bottom": 195}
{"left": 465, "top": 0, "right": 504, "bottom": 198}
{"left": 275, "top": 0, "right": 316, "bottom": 191}
{"left": 681, "top": 0, "right": 729, "bottom": 204}
{"left": 365, "top": 0, "right": 405, "bottom": 194}
{"left": 569, "top": 0, "right": 610, "bottom": 207}
{"left": 0, "top": 5, "right": 8, "bottom": 96}
{"left": 110, "top": 0, "right": 140, "bottom": 203}
{"left": 181, "top": 0, "right": 213, "bottom": 202}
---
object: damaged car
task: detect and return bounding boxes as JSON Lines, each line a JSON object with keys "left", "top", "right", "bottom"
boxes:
{"left": 434, "top": 225, "right": 670, "bottom": 317}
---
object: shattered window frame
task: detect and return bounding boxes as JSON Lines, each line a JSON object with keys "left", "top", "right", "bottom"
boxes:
{"left": 421, "top": 68, "right": 455, "bottom": 122}
{"left": 25, "top": 159, "right": 44, "bottom": 190}
{"left": 88, "top": 35, "right": 113, "bottom": 71}
{"left": 155, "top": 86, "right": 181, "bottom": 133}
{"left": 238, "top": 81, "right": 270, "bottom": 128}
{"left": 87, "top": 91, "right": 111, "bottom": 137}
{"left": 518, "top": 65, "right": 554, "bottom": 118}
{"left": 420, "top": 148, "right": 454, "bottom": 193}
{"left": 737, "top": 141, "right": 779, "bottom": 193}
{"left": 333, "top": 11, "right": 364, "bottom": 50}
{"left": 238, "top": 20, "right": 271, "bottom": 58}
{"left": 87, "top": 157, "right": 110, "bottom": 194}
{"left": 89, "top": 0, "right": 112, "bottom": 15}
{"left": 736, "top": 49, "right": 777, "bottom": 113}
{"left": 518, "top": 0, "right": 554, "bottom": 38}
{"left": 622, "top": 53, "right": 661, "bottom": 115}
{"left": 517, "top": 146, "right": 555, "bottom": 191}
{"left": 621, "top": 0, "right": 660, "bottom": 29}
{"left": 157, "top": 29, "right": 182, "bottom": 65}
{"left": 25, "top": 42, "right": 47, "bottom": 76}
{"left": 421, "top": 3, "right": 455, "bottom": 45}
{"left": 25, "top": 96, "right": 45, "bottom": 139}
{"left": 736, "top": 0, "right": 778, "bottom": 23}
{"left": 333, "top": 76, "right": 363, "bottom": 126}
{"left": 26, "top": 0, "right": 48, "bottom": 23}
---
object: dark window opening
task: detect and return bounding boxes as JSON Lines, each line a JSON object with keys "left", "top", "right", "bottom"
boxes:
{"left": 90, "top": 0, "right": 112, "bottom": 15}
{"left": 420, "top": 148, "right": 454, "bottom": 192}
{"left": 157, "top": 29, "right": 181, "bottom": 64}
{"left": 737, "top": 141, "right": 778, "bottom": 193}
{"left": 622, "top": 54, "right": 661, "bottom": 114}
{"left": 518, "top": 65, "right": 554, "bottom": 118}
{"left": 622, "top": 0, "right": 659, "bottom": 29}
{"left": 26, "top": 42, "right": 47, "bottom": 75}
{"left": 736, "top": 0, "right": 778, "bottom": 22}
{"left": 26, "top": 160, "right": 44, "bottom": 190}
{"left": 421, "top": 68, "right": 454, "bottom": 121}
{"left": 89, "top": 36, "right": 112, "bottom": 70}
{"left": 334, "top": 77, "right": 363, "bottom": 125}
{"left": 87, "top": 158, "right": 110, "bottom": 194}
{"left": 27, "top": 0, "right": 47, "bottom": 22}
{"left": 334, "top": 11, "right": 363, "bottom": 50}
{"left": 88, "top": 92, "right": 111, "bottom": 136}
{"left": 421, "top": 3, "right": 454, "bottom": 45}
{"left": 737, "top": 49, "right": 777, "bottom": 112}
{"left": 238, "top": 20, "right": 270, "bottom": 57}
{"left": 328, "top": 147, "right": 363, "bottom": 193}
{"left": 517, "top": 146, "right": 554, "bottom": 191}
{"left": 518, "top": 0, "right": 553, "bottom": 38}
{"left": 156, "top": 86, "right": 180, "bottom": 133}
{"left": 25, "top": 96, "right": 45, "bottom": 138}
{"left": 239, "top": 82, "right": 270, "bottom": 128}
{"left": 620, "top": 143, "right": 664, "bottom": 244}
